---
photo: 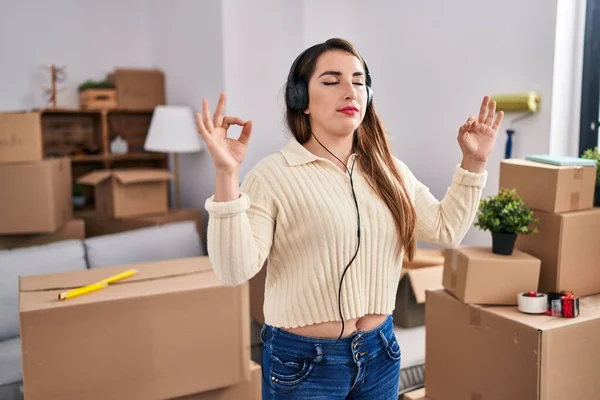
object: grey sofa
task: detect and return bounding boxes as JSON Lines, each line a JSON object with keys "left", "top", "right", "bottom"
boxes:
{"left": 0, "top": 221, "right": 205, "bottom": 399}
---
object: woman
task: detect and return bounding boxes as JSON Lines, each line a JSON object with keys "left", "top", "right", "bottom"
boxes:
{"left": 197, "top": 38, "right": 503, "bottom": 399}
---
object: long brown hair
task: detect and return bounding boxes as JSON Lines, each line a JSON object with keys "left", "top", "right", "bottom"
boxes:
{"left": 285, "top": 38, "right": 417, "bottom": 261}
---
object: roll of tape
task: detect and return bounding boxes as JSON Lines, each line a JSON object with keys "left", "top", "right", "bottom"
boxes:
{"left": 518, "top": 292, "right": 548, "bottom": 314}
{"left": 561, "top": 295, "right": 580, "bottom": 318}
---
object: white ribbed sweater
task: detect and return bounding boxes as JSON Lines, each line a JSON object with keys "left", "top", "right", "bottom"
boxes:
{"left": 205, "top": 138, "right": 487, "bottom": 328}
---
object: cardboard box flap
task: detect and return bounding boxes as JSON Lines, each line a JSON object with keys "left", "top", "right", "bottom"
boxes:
{"left": 482, "top": 293, "right": 600, "bottom": 331}
{"left": 20, "top": 257, "right": 212, "bottom": 292}
{"left": 77, "top": 170, "right": 113, "bottom": 186}
{"left": 407, "top": 265, "right": 444, "bottom": 303}
{"left": 113, "top": 169, "right": 173, "bottom": 184}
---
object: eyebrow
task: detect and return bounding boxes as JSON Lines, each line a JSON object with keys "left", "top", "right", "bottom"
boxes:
{"left": 318, "top": 71, "right": 364, "bottom": 78}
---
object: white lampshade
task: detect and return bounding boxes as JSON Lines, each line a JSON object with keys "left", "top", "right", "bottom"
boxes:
{"left": 144, "top": 105, "right": 203, "bottom": 153}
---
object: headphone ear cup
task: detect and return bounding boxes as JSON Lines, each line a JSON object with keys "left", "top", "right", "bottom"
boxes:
{"left": 286, "top": 81, "right": 309, "bottom": 112}
{"left": 295, "top": 82, "right": 308, "bottom": 111}
{"left": 366, "top": 86, "right": 373, "bottom": 107}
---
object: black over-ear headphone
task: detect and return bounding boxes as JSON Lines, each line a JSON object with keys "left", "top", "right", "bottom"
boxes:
{"left": 285, "top": 46, "right": 373, "bottom": 112}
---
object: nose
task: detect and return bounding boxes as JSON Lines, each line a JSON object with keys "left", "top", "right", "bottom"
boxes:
{"left": 343, "top": 82, "right": 358, "bottom": 100}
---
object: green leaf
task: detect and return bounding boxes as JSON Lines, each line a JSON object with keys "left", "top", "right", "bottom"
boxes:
{"left": 474, "top": 188, "right": 538, "bottom": 235}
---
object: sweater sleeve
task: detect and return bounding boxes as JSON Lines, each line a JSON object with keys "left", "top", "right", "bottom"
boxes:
{"left": 397, "top": 160, "right": 487, "bottom": 248}
{"left": 204, "top": 171, "right": 277, "bottom": 286}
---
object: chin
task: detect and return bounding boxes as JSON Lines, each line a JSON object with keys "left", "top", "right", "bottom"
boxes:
{"left": 330, "top": 120, "right": 360, "bottom": 135}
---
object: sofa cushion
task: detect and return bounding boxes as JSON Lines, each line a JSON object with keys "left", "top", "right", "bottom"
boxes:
{"left": 84, "top": 221, "right": 204, "bottom": 269}
{"left": 0, "top": 336, "right": 22, "bottom": 387}
{"left": 0, "top": 240, "right": 87, "bottom": 341}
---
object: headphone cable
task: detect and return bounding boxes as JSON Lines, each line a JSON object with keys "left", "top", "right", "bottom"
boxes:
{"left": 261, "top": 132, "right": 361, "bottom": 396}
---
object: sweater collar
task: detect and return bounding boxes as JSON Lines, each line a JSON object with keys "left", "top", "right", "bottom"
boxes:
{"left": 280, "top": 138, "right": 357, "bottom": 167}
{"left": 280, "top": 139, "right": 319, "bottom": 167}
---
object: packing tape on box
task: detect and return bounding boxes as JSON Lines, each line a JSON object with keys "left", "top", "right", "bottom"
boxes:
{"left": 518, "top": 292, "right": 548, "bottom": 314}
{"left": 570, "top": 192, "right": 580, "bottom": 210}
{"left": 549, "top": 291, "right": 580, "bottom": 318}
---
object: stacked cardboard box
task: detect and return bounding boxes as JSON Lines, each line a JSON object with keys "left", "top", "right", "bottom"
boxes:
{"left": 425, "top": 289, "right": 600, "bottom": 400}
{"left": 502, "top": 158, "right": 600, "bottom": 296}
{"left": 0, "top": 112, "right": 84, "bottom": 247}
{"left": 422, "top": 157, "right": 600, "bottom": 399}
{"left": 19, "top": 257, "right": 262, "bottom": 399}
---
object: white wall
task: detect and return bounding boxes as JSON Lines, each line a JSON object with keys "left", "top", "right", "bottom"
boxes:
{"left": 0, "top": 0, "right": 154, "bottom": 110}
{"left": 147, "top": 0, "right": 224, "bottom": 246}
{"left": 300, "top": 0, "right": 559, "bottom": 247}
{"left": 221, "top": 0, "right": 304, "bottom": 178}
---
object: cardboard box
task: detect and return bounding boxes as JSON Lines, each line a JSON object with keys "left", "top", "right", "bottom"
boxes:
{"left": 393, "top": 265, "right": 443, "bottom": 327}
{"left": 77, "top": 168, "right": 173, "bottom": 218}
{"left": 0, "top": 219, "right": 84, "bottom": 250}
{"left": 516, "top": 208, "right": 600, "bottom": 296}
{"left": 19, "top": 257, "right": 250, "bottom": 400}
{"left": 108, "top": 68, "right": 166, "bottom": 110}
{"left": 425, "top": 289, "right": 600, "bottom": 400}
{"left": 173, "top": 361, "right": 261, "bottom": 400}
{"left": 75, "top": 208, "right": 203, "bottom": 238}
{"left": 0, "top": 158, "right": 72, "bottom": 234}
{"left": 499, "top": 158, "right": 596, "bottom": 213}
{"left": 442, "top": 247, "right": 541, "bottom": 305}
{"left": 0, "top": 112, "right": 43, "bottom": 164}
{"left": 403, "top": 247, "right": 445, "bottom": 269}
{"left": 403, "top": 387, "right": 427, "bottom": 400}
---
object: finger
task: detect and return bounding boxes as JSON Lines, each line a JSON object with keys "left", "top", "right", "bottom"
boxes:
{"left": 458, "top": 119, "right": 474, "bottom": 140}
{"left": 485, "top": 100, "right": 496, "bottom": 126}
{"left": 238, "top": 120, "right": 253, "bottom": 145}
{"left": 202, "top": 98, "right": 215, "bottom": 131}
{"left": 458, "top": 118, "right": 472, "bottom": 135}
{"left": 213, "top": 92, "right": 226, "bottom": 127}
{"left": 195, "top": 113, "right": 211, "bottom": 142}
{"left": 222, "top": 116, "right": 246, "bottom": 130}
{"left": 478, "top": 95, "right": 490, "bottom": 124}
{"left": 492, "top": 111, "right": 505, "bottom": 131}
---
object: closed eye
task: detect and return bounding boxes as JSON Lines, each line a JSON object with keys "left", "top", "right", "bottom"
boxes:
{"left": 322, "top": 82, "right": 364, "bottom": 86}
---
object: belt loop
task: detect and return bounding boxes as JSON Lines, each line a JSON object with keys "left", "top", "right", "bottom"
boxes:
{"left": 378, "top": 330, "right": 389, "bottom": 348}
{"left": 313, "top": 344, "right": 323, "bottom": 363}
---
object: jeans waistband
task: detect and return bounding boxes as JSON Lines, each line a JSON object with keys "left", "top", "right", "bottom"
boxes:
{"left": 261, "top": 315, "right": 395, "bottom": 365}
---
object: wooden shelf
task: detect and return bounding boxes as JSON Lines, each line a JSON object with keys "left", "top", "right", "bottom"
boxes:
{"left": 70, "top": 153, "right": 167, "bottom": 163}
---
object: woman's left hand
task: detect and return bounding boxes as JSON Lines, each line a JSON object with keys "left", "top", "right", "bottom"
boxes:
{"left": 457, "top": 95, "right": 504, "bottom": 166}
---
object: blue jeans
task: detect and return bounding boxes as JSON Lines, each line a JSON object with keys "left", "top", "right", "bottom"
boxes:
{"left": 260, "top": 315, "right": 401, "bottom": 399}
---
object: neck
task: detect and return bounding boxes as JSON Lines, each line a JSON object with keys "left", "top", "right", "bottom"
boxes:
{"left": 304, "top": 130, "right": 355, "bottom": 169}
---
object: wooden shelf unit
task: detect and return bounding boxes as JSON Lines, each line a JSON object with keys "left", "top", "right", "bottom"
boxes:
{"left": 34, "top": 107, "right": 167, "bottom": 168}
{"left": 33, "top": 107, "right": 168, "bottom": 211}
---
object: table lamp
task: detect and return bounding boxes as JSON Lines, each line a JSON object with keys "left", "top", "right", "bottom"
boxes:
{"left": 144, "top": 105, "right": 203, "bottom": 208}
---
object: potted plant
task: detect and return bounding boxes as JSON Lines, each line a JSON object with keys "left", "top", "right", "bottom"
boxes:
{"left": 581, "top": 146, "right": 600, "bottom": 207}
{"left": 474, "top": 188, "right": 538, "bottom": 255}
{"left": 78, "top": 79, "right": 117, "bottom": 109}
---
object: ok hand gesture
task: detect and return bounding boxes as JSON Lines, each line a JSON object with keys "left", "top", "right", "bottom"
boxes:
{"left": 196, "top": 93, "right": 253, "bottom": 174}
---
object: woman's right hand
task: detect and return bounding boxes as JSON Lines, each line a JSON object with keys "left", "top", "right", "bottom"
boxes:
{"left": 196, "top": 92, "right": 253, "bottom": 174}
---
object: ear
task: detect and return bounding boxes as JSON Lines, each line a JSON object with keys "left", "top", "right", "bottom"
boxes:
{"left": 303, "top": 108, "right": 310, "bottom": 115}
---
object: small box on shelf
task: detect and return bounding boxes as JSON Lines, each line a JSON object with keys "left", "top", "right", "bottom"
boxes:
{"left": 79, "top": 89, "right": 117, "bottom": 110}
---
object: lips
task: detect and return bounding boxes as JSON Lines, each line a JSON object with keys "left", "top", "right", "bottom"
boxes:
{"left": 338, "top": 106, "right": 359, "bottom": 115}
